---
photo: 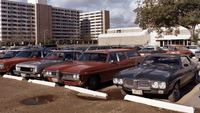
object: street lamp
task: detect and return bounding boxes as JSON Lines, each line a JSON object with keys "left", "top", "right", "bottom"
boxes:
{"left": 43, "top": 29, "right": 48, "bottom": 45}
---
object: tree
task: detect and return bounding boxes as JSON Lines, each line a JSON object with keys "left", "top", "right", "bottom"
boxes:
{"left": 135, "top": 0, "right": 200, "bottom": 44}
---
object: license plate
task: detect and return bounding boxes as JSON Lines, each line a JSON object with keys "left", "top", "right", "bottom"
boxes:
{"left": 21, "top": 73, "right": 26, "bottom": 77}
{"left": 52, "top": 78, "right": 58, "bottom": 82}
{"left": 132, "top": 89, "right": 143, "bottom": 95}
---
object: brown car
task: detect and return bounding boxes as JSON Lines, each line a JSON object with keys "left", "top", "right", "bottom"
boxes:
{"left": 165, "top": 45, "right": 194, "bottom": 57}
{"left": 43, "top": 49, "right": 142, "bottom": 89}
{"left": 0, "top": 49, "right": 45, "bottom": 75}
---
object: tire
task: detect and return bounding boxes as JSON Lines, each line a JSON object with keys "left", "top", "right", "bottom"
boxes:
{"left": 87, "top": 76, "right": 100, "bottom": 90}
{"left": 168, "top": 83, "right": 181, "bottom": 102}
{"left": 7, "top": 67, "right": 15, "bottom": 75}
{"left": 194, "top": 71, "right": 200, "bottom": 84}
{"left": 121, "top": 89, "right": 131, "bottom": 96}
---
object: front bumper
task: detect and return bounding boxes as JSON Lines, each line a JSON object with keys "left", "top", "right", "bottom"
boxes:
{"left": 14, "top": 70, "right": 42, "bottom": 78}
{"left": 122, "top": 86, "right": 168, "bottom": 95}
{"left": 46, "top": 76, "right": 83, "bottom": 86}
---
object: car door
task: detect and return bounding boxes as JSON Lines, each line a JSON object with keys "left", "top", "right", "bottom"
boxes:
{"left": 179, "top": 56, "right": 194, "bottom": 86}
{"left": 127, "top": 50, "right": 142, "bottom": 66}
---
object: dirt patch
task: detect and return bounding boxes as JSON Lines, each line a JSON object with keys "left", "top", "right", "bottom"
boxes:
{"left": 20, "top": 95, "right": 57, "bottom": 105}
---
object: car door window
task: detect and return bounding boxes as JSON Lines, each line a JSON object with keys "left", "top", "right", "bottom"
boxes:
{"left": 181, "top": 57, "right": 191, "bottom": 68}
{"left": 117, "top": 52, "right": 126, "bottom": 61}
{"left": 109, "top": 53, "right": 118, "bottom": 62}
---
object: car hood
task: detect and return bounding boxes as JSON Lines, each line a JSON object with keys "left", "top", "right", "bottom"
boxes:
{"left": 117, "top": 65, "right": 177, "bottom": 81}
{"left": 44, "top": 61, "right": 105, "bottom": 73}
{"left": 16, "top": 60, "right": 61, "bottom": 68}
{"left": 0, "top": 57, "right": 35, "bottom": 65}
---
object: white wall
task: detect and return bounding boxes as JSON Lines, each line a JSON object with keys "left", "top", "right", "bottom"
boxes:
{"left": 28, "top": 0, "right": 47, "bottom": 4}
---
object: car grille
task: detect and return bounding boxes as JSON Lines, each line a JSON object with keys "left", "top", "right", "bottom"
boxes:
{"left": 61, "top": 73, "right": 74, "bottom": 80}
{"left": 137, "top": 81, "right": 150, "bottom": 90}
{"left": 123, "top": 79, "right": 150, "bottom": 90}
{"left": 20, "top": 67, "right": 34, "bottom": 72}
{"left": 123, "top": 79, "right": 135, "bottom": 89}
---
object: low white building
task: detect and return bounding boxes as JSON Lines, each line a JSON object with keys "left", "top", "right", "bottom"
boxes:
{"left": 98, "top": 27, "right": 150, "bottom": 46}
{"left": 149, "top": 26, "right": 191, "bottom": 46}
{"left": 98, "top": 26, "right": 192, "bottom": 47}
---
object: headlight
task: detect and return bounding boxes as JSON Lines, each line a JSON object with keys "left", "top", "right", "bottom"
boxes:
{"left": 16, "top": 66, "right": 20, "bottom": 71}
{"left": 152, "top": 81, "right": 159, "bottom": 89}
{"left": 72, "top": 74, "right": 80, "bottom": 80}
{"left": 159, "top": 82, "right": 166, "bottom": 89}
{"left": 113, "top": 78, "right": 123, "bottom": 85}
{"left": 151, "top": 81, "right": 166, "bottom": 89}
{"left": 0, "top": 64, "right": 4, "bottom": 69}
{"left": 113, "top": 78, "right": 118, "bottom": 84}
{"left": 45, "top": 71, "right": 52, "bottom": 75}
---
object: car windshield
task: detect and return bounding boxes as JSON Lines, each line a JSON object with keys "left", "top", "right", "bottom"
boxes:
{"left": 44, "top": 52, "right": 79, "bottom": 61}
{"left": 15, "top": 51, "right": 33, "bottom": 58}
{"left": 3, "top": 51, "right": 18, "bottom": 58}
{"left": 44, "top": 52, "right": 64, "bottom": 60}
{"left": 78, "top": 53, "right": 107, "bottom": 62}
{"left": 142, "top": 56, "right": 180, "bottom": 67}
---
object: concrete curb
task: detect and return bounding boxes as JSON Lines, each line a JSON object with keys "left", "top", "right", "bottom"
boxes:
{"left": 3, "top": 75, "right": 23, "bottom": 81}
{"left": 124, "top": 95, "right": 194, "bottom": 113}
{"left": 28, "top": 79, "right": 56, "bottom": 87}
{"left": 64, "top": 85, "right": 108, "bottom": 100}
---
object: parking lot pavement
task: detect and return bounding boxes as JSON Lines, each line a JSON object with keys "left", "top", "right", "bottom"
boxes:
{"left": 178, "top": 84, "right": 200, "bottom": 109}
{"left": 0, "top": 78, "right": 183, "bottom": 113}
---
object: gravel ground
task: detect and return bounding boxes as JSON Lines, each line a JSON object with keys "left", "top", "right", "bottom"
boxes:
{"left": 0, "top": 78, "right": 199, "bottom": 113}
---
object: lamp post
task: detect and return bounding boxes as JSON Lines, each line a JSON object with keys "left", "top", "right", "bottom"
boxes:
{"left": 43, "top": 29, "right": 48, "bottom": 45}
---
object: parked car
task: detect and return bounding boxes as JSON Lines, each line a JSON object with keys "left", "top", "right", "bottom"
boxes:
{"left": 15, "top": 50, "right": 82, "bottom": 79}
{"left": 43, "top": 49, "right": 142, "bottom": 89}
{"left": 0, "top": 47, "right": 7, "bottom": 54}
{"left": 139, "top": 46, "right": 165, "bottom": 56}
{"left": 113, "top": 54, "right": 199, "bottom": 102}
{"left": 165, "top": 45, "right": 194, "bottom": 57}
{"left": 186, "top": 45, "right": 200, "bottom": 54}
{"left": 0, "top": 48, "right": 46, "bottom": 75}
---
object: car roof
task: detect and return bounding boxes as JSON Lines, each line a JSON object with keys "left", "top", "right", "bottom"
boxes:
{"left": 84, "top": 48, "right": 135, "bottom": 54}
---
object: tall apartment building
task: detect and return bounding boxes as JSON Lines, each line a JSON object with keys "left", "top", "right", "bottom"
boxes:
{"left": 80, "top": 10, "right": 110, "bottom": 43}
{"left": 0, "top": 0, "right": 36, "bottom": 45}
{"left": 0, "top": 0, "right": 80, "bottom": 45}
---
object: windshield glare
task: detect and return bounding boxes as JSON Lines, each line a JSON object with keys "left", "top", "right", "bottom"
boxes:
{"left": 142, "top": 56, "right": 180, "bottom": 67}
{"left": 78, "top": 53, "right": 107, "bottom": 62}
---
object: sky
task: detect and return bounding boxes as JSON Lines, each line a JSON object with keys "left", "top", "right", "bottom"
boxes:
{"left": 10, "top": 0, "right": 139, "bottom": 28}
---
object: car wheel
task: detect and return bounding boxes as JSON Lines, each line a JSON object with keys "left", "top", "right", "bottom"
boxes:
{"left": 7, "top": 67, "right": 15, "bottom": 75}
{"left": 87, "top": 76, "right": 100, "bottom": 90}
{"left": 121, "top": 89, "right": 131, "bottom": 96}
{"left": 168, "top": 83, "right": 181, "bottom": 102}
{"left": 194, "top": 71, "right": 200, "bottom": 84}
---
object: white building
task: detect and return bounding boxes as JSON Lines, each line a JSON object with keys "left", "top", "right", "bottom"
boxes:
{"left": 149, "top": 26, "right": 191, "bottom": 46}
{"left": 98, "top": 27, "right": 150, "bottom": 46}
{"left": 27, "top": 0, "right": 47, "bottom": 5}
